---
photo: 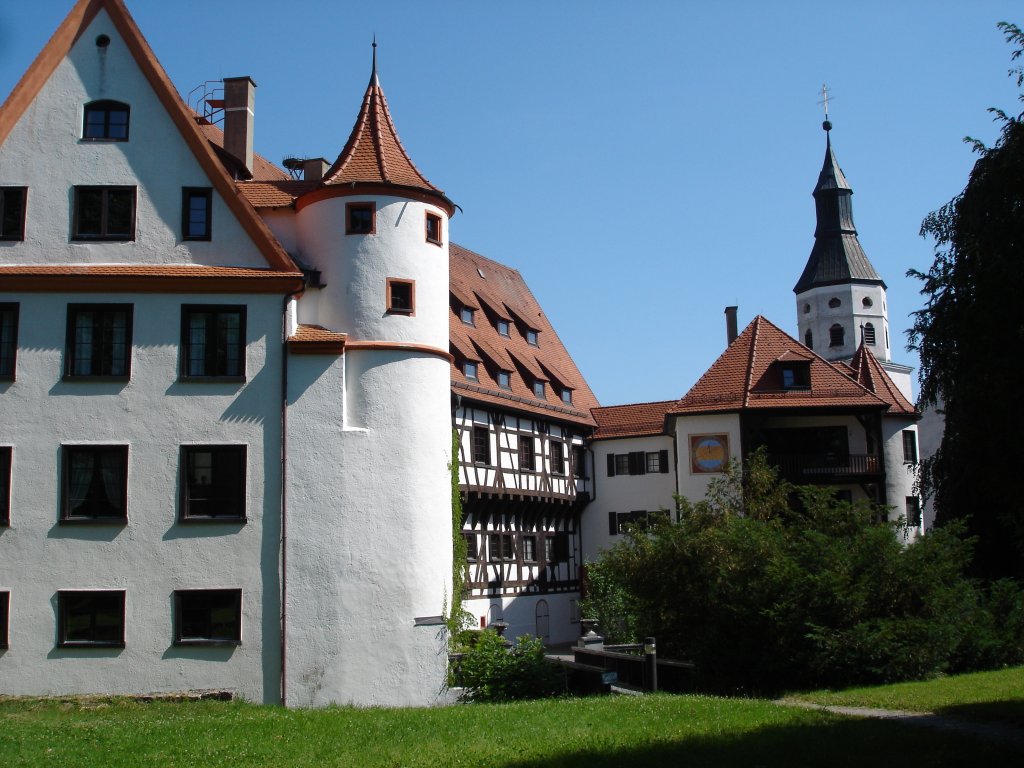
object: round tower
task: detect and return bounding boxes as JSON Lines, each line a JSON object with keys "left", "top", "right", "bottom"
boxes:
{"left": 285, "top": 46, "right": 456, "bottom": 707}
{"left": 794, "top": 120, "right": 891, "bottom": 363}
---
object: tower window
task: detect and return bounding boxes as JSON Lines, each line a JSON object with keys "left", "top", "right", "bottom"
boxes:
{"left": 386, "top": 278, "right": 414, "bottom": 315}
{"left": 828, "top": 297, "right": 841, "bottom": 309}
{"left": 802, "top": 303, "right": 810, "bottom": 314}
{"left": 829, "top": 323, "right": 845, "bottom": 347}
{"left": 83, "top": 100, "right": 130, "bottom": 141}
{"left": 862, "top": 297, "right": 873, "bottom": 308}
{"left": 346, "top": 202, "right": 375, "bottom": 234}
{"left": 0, "top": 187, "right": 26, "bottom": 241}
{"left": 804, "top": 329, "right": 813, "bottom": 349}
{"left": 863, "top": 323, "right": 876, "bottom": 345}
{"left": 425, "top": 212, "right": 442, "bottom": 245}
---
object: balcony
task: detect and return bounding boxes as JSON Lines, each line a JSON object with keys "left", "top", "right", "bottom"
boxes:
{"left": 768, "top": 453, "right": 882, "bottom": 483}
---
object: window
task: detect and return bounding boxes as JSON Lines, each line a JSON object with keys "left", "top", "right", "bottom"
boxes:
{"left": 386, "top": 279, "right": 414, "bottom": 315}
{"left": 0, "top": 303, "right": 18, "bottom": 379}
{"left": 497, "top": 370, "right": 511, "bottom": 389}
{"left": 545, "top": 533, "right": 569, "bottom": 562}
{"left": 73, "top": 186, "right": 135, "bottom": 240}
{"left": 573, "top": 445, "right": 586, "bottom": 478}
{"left": 829, "top": 323, "right": 845, "bottom": 347}
{"left": 804, "top": 330, "right": 813, "bottom": 350}
{"left": 345, "top": 202, "right": 375, "bottom": 234}
{"left": 533, "top": 380, "right": 545, "bottom": 398}
{"left": 496, "top": 319, "right": 510, "bottom": 337}
{"left": 862, "top": 297, "right": 873, "bottom": 308}
{"left": 646, "top": 451, "right": 662, "bottom": 473}
{"left": 61, "top": 445, "right": 128, "bottom": 522}
{"left": 525, "top": 329, "right": 539, "bottom": 346}
{"left": 459, "top": 306, "right": 475, "bottom": 325}
{"left": 0, "top": 187, "right": 26, "bottom": 241}
{"left": 489, "top": 533, "right": 513, "bottom": 561}
{"left": 614, "top": 454, "right": 630, "bottom": 475}
{"left": 182, "top": 188, "right": 212, "bottom": 241}
{"left": 65, "top": 304, "right": 132, "bottom": 378}
{"left": 425, "top": 211, "right": 442, "bottom": 245}
{"left": 608, "top": 510, "right": 654, "bottom": 535}
{"left": 560, "top": 388, "right": 573, "bottom": 405}
{"left": 828, "top": 297, "right": 841, "bottom": 309}
{"left": 463, "top": 361, "right": 478, "bottom": 381}
{"left": 82, "top": 100, "right": 129, "bottom": 140}
{"left": 472, "top": 425, "right": 490, "bottom": 465}
{"left": 550, "top": 441, "right": 565, "bottom": 474}
{"left": 608, "top": 451, "right": 663, "bottom": 476}
{"left": 57, "top": 590, "right": 125, "bottom": 647}
{"left": 906, "top": 497, "right": 922, "bottom": 528}
{"left": 0, "top": 591, "right": 7, "bottom": 649}
{"left": 464, "top": 533, "right": 478, "bottom": 562}
{"left": 781, "top": 362, "right": 810, "bottom": 390}
{"left": 0, "top": 447, "right": 9, "bottom": 526}
{"left": 519, "top": 436, "right": 535, "bottom": 471}
{"left": 182, "top": 305, "right": 245, "bottom": 379}
{"left": 863, "top": 322, "right": 876, "bottom": 345}
{"left": 174, "top": 589, "right": 242, "bottom": 645}
{"left": 902, "top": 430, "right": 918, "bottom": 464}
{"left": 522, "top": 536, "right": 537, "bottom": 563}
{"left": 181, "top": 446, "right": 246, "bottom": 521}
{"left": 802, "top": 303, "right": 811, "bottom": 314}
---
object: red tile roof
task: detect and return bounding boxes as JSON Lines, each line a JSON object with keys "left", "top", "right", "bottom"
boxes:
{"left": 450, "top": 243, "right": 598, "bottom": 427}
{"left": 849, "top": 344, "right": 918, "bottom": 417}
{"left": 288, "top": 324, "right": 347, "bottom": 355}
{"left": 195, "top": 119, "right": 289, "bottom": 182}
{"left": 673, "top": 316, "right": 891, "bottom": 414}
{"left": 592, "top": 401, "right": 677, "bottom": 439}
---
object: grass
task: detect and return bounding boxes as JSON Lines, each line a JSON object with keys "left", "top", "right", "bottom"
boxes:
{"left": 787, "top": 666, "right": 1024, "bottom": 726}
{"left": 1, "top": 689, "right": 1022, "bottom": 768}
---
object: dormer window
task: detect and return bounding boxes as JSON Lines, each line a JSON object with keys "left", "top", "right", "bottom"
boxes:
{"left": 460, "top": 306, "right": 475, "bottom": 326}
{"left": 526, "top": 329, "right": 539, "bottom": 346}
{"left": 829, "top": 323, "right": 845, "bottom": 347}
{"left": 496, "top": 319, "right": 510, "bottom": 337}
{"left": 497, "top": 370, "right": 511, "bottom": 389}
{"left": 463, "top": 361, "right": 478, "bottom": 381}
{"left": 863, "top": 323, "right": 876, "bottom": 345}
{"left": 346, "top": 202, "right": 375, "bottom": 235}
{"left": 83, "top": 100, "right": 129, "bottom": 141}
{"left": 560, "top": 389, "right": 573, "bottom": 405}
{"left": 425, "top": 212, "right": 442, "bottom": 245}
{"left": 533, "top": 380, "right": 545, "bottom": 398}
{"left": 780, "top": 363, "right": 810, "bottom": 390}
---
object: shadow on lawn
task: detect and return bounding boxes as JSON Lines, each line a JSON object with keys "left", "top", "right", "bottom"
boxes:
{"left": 937, "top": 699, "right": 1024, "bottom": 728}
{"left": 503, "top": 714, "right": 1024, "bottom": 768}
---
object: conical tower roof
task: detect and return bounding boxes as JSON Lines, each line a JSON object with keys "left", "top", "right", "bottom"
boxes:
{"left": 794, "top": 121, "right": 884, "bottom": 293}
{"left": 322, "top": 44, "right": 452, "bottom": 212}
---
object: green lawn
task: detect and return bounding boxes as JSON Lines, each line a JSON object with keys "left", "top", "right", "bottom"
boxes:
{"left": 1, "top": 690, "right": 1022, "bottom": 768}
{"left": 787, "top": 666, "right": 1024, "bottom": 726}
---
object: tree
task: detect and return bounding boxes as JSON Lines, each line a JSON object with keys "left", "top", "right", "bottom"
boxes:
{"left": 908, "top": 22, "right": 1024, "bottom": 580}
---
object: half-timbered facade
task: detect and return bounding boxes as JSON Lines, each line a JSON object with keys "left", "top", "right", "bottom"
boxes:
{"left": 450, "top": 245, "right": 598, "bottom": 643}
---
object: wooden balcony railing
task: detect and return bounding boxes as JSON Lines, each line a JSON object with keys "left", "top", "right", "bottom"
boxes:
{"left": 769, "top": 453, "right": 882, "bottom": 481}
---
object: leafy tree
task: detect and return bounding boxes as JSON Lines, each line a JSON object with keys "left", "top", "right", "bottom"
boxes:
{"left": 908, "top": 22, "right": 1024, "bottom": 580}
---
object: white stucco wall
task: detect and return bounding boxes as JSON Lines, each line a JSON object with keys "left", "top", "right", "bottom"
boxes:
{"left": 674, "top": 413, "right": 742, "bottom": 505}
{"left": 0, "top": 291, "right": 283, "bottom": 702}
{"left": 796, "top": 283, "right": 891, "bottom": 363}
{"left": 463, "top": 592, "right": 579, "bottom": 645}
{"left": 881, "top": 419, "right": 921, "bottom": 535}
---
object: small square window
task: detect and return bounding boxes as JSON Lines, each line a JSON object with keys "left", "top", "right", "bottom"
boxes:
{"left": 65, "top": 304, "right": 132, "bottom": 378}
{"left": 489, "top": 533, "right": 513, "bottom": 561}
{"left": 73, "top": 186, "right": 135, "bottom": 241}
{"left": 83, "top": 100, "right": 130, "bottom": 140}
{"left": 61, "top": 445, "right": 128, "bottom": 522}
{"left": 560, "top": 389, "right": 573, "bottom": 405}
{"left": 645, "top": 452, "right": 661, "bottom": 473}
{"left": 614, "top": 454, "right": 630, "bottom": 475}
{"left": 522, "top": 536, "right": 537, "bottom": 563}
{"left": 0, "top": 591, "right": 8, "bottom": 649}
{"left": 902, "top": 430, "right": 918, "bottom": 464}
{"left": 0, "top": 187, "right": 26, "bottom": 241}
{"left": 463, "top": 361, "right": 478, "bottom": 381}
{"left": 181, "top": 305, "right": 245, "bottom": 379}
{"left": 526, "top": 329, "right": 539, "bottom": 346}
{"left": 519, "top": 436, "right": 535, "bottom": 471}
{"left": 781, "top": 363, "right": 810, "bottom": 390}
{"left": 425, "top": 212, "right": 442, "bottom": 245}
{"left": 0, "top": 303, "right": 18, "bottom": 379}
{"left": 387, "top": 279, "right": 415, "bottom": 315}
{"left": 181, "top": 446, "right": 246, "bottom": 522}
{"left": 460, "top": 307, "right": 475, "bottom": 325}
{"left": 57, "top": 590, "right": 125, "bottom": 647}
{"left": 0, "top": 446, "right": 10, "bottom": 526}
{"left": 550, "top": 441, "right": 565, "bottom": 474}
{"left": 174, "top": 589, "right": 242, "bottom": 645}
{"left": 496, "top": 319, "right": 510, "bottom": 337}
{"left": 533, "top": 380, "right": 545, "bottom": 398}
{"left": 472, "top": 425, "right": 490, "bottom": 464}
{"left": 497, "top": 370, "right": 511, "bottom": 389}
{"left": 346, "top": 202, "right": 375, "bottom": 235}
{"left": 182, "top": 188, "right": 212, "bottom": 241}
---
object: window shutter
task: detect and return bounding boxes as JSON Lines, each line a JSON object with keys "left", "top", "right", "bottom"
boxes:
{"left": 607, "top": 453, "right": 616, "bottom": 477}
{"left": 659, "top": 449, "right": 669, "bottom": 473}
{"left": 608, "top": 512, "right": 618, "bottom": 536}
{"left": 629, "top": 451, "right": 646, "bottom": 475}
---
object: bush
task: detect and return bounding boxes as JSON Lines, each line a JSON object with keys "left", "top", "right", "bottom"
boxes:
{"left": 457, "top": 630, "right": 563, "bottom": 702}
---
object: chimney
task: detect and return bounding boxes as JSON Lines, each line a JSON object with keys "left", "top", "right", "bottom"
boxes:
{"left": 223, "top": 76, "right": 256, "bottom": 175}
{"left": 725, "top": 306, "right": 738, "bottom": 345}
{"left": 302, "top": 158, "right": 330, "bottom": 183}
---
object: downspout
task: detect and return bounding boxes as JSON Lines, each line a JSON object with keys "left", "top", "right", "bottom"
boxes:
{"left": 280, "top": 284, "right": 304, "bottom": 706}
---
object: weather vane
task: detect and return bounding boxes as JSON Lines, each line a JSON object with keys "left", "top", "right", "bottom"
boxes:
{"left": 818, "top": 83, "right": 832, "bottom": 131}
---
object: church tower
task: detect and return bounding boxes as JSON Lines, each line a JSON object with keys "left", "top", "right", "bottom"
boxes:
{"left": 794, "top": 118, "right": 914, "bottom": 398}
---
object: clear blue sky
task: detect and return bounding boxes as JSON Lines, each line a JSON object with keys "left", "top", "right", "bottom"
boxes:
{"left": 1, "top": 1, "right": 1019, "bottom": 406}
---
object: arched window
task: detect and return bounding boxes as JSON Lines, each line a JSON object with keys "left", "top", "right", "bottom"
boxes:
{"left": 83, "top": 100, "right": 130, "bottom": 140}
{"left": 862, "top": 297, "right": 873, "bottom": 308}
{"left": 829, "top": 324, "right": 845, "bottom": 347}
{"left": 863, "top": 323, "right": 876, "bottom": 345}
{"left": 535, "top": 600, "right": 550, "bottom": 641}
{"left": 804, "top": 329, "right": 813, "bottom": 349}
{"left": 802, "top": 303, "right": 811, "bottom": 314}
{"left": 828, "top": 297, "right": 841, "bottom": 309}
